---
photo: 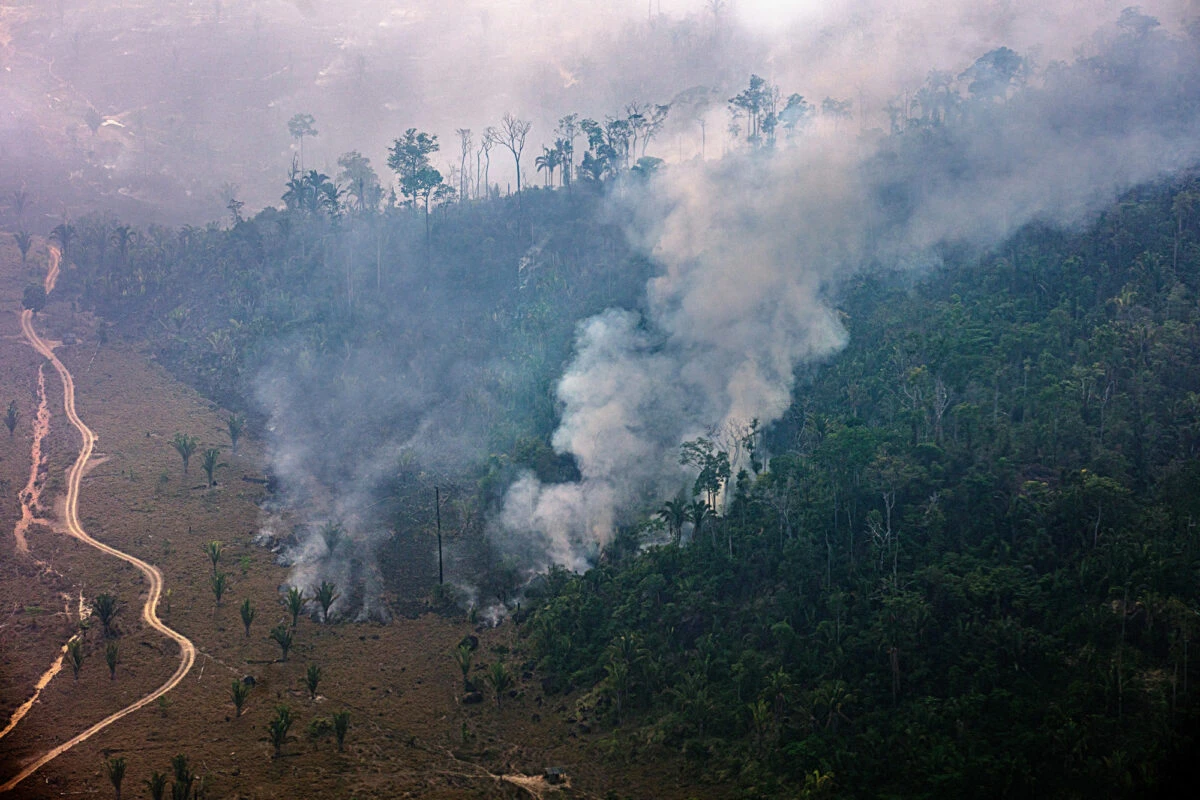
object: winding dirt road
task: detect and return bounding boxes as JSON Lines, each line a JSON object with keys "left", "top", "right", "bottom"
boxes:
{"left": 0, "top": 246, "right": 196, "bottom": 793}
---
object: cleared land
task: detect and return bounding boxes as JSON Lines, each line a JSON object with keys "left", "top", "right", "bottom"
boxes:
{"left": 0, "top": 238, "right": 708, "bottom": 798}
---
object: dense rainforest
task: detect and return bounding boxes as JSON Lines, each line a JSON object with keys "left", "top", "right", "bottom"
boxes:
{"left": 54, "top": 167, "right": 1200, "bottom": 797}
{"left": 33, "top": 24, "right": 1200, "bottom": 794}
{"left": 517, "top": 177, "right": 1200, "bottom": 797}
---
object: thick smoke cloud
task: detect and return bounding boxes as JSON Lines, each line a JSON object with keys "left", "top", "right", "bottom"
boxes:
{"left": 497, "top": 7, "right": 1200, "bottom": 570}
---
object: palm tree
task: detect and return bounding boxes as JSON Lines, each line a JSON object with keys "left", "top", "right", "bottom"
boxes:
{"left": 230, "top": 679, "right": 251, "bottom": 717}
{"left": 110, "top": 225, "right": 136, "bottom": 267}
{"left": 49, "top": 222, "right": 75, "bottom": 260}
{"left": 304, "top": 664, "right": 322, "bottom": 699}
{"left": 5, "top": 401, "right": 19, "bottom": 437}
{"left": 269, "top": 624, "right": 294, "bottom": 661}
{"left": 239, "top": 598, "right": 255, "bottom": 637}
{"left": 485, "top": 661, "right": 513, "bottom": 708}
{"left": 312, "top": 581, "right": 339, "bottom": 623}
{"left": 14, "top": 231, "right": 32, "bottom": 263}
{"left": 332, "top": 709, "right": 350, "bottom": 751}
{"left": 267, "top": 705, "right": 294, "bottom": 756}
{"left": 93, "top": 593, "right": 120, "bottom": 637}
{"left": 535, "top": 146, "right": 560, "bottom": 187}
{"left": 105, "top": 756, "right": 126, "bottom": 800}
{"left": 226, "top": 413, "right": 245, "bottom": 455}
{"left": 170, "top": 433, "right": 198, "bottom": 475}
{"left": 453, "top": 643, "right": 473, "bottom": 691}
{"left": 145, "top": 772, "right": 167, "bottom": 800}
{"left": 67, "top": 639, "right": 84, "bottom": 680}
{"left": 285, "top": 586, "right": 306, "bottom": 626}
{"left": 203, "top": 540, "right": 223, "bottom": 573}
{"left": 688, "top": 500, "right": 714, "bottom": 548}
{"left": 200, "top": 447, "right": 223, "bottom": 487}
{"left": 210, "top": 572, "right": 228, "bottom": 607}
{"left": 657, "top": 497, "right": 689, "bottom": 544}
{"left": 170, "top": 754, "right": 194, "bottom": 800}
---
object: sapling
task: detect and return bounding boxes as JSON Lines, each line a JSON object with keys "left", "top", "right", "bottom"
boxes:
{"left": 239, "top": 598, "right": 255, "bottom": 637}
{"left": 67, "top": 638, "right": 84, "bottom": 680}
{"left": 269, "top": 624, "right": 293, "bottom": 661}
{"left": 105, "top": 756, "right": 126, "bottom": 800}
{"left": 267, "top": 705, "right": 294, "bottom": 756}
{"left": 285, "top": 586, "right": 306, "bottom": 627}
{"left": 230, "top": 680, "right": 250, "bottom": 717}
{"left": 304, "top": 663, "right": 322, "bottom": 699}
{"left": 332, "top": 709, "right": 350, "bottom": 751}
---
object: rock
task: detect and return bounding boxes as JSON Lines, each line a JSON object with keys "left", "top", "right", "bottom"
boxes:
{"left": 241, "top": 675, "right": 256, "bottom": 687}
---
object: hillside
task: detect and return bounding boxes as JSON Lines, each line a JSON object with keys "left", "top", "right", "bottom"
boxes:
{"left": 522, "top": 176, "right": 1200, "bottom": 798}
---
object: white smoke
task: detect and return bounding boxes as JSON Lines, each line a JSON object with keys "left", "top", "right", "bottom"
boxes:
{"left": 496, "top": 7, "right": 1200, "bottom": 570}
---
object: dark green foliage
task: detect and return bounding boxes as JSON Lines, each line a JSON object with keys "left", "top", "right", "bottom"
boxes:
{"left": 203, "top": 540, "right": 222, "bottom": 573}
{"left": 485, "top": 661, "right": 513, "bottom": 708}
{"left": 210, "top": 572, "right": 228, "bottom": 606}
{"left": 66, "top": 638, "right": 84, "bottom": 680}
{"left": 523, "top": 178, "right": 1200, "bottom": 796}
{"left": 104, "top": 756, "right": 125, "bottom": 799}
{"left": 312, "top": 581, "right": 338, "bottom": 623}
{"left": 105, "top": 642, "right": 118, "bottom": 680}
{"left": 170, "top": 433, "right": 197, "bottom": 475}
{"left": 332, "top": 709, "right": 350, "bottom": 751}
{"left": 239, "top": 598, "right": 255, "bottom": 637}
{"left": 4, "top": 401, "right": 17, "bottom": 437}
{"left": 92, "top": 593, "right": 120, "bottom": 636}
{"left": 269, "top": 624, "right": 293, "bottom": 661}
{"left": 49, "top": 222, "right": 74, "bottom": 259}
{"left": 169, "top": 754, "right": 194, "bottom": 800}
{"left": 225, "top": 413, "right": 245, "bottom": 454}
{"left": 14, "top": 230, "right": 32, "bottom": 263}
{"left": 304, "top": 663, "right": 322, "bottom": 699}
{"left": 230, "top": 679, "right": 250, "bottom": 717}
{"left": 284, "top": 586, "right": 305, "bottom": 626}
{"left": 200, "top": 448, "right": 222, "bottom": 487}
{"left": 22, "top": 284, "right": 46, "bottom": 314}
{"left": 267, "top": 705, "right": 294, "bottom": 756}
{"left": 453, "top": 643, "right": 473, "bottom": 691}
{"left": 145, "top": 772, "right": 167, "bottom": 800}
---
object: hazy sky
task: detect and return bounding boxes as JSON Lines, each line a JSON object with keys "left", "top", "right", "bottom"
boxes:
{"left": 2, "top": 0, "right": 1193, "bottom": 223}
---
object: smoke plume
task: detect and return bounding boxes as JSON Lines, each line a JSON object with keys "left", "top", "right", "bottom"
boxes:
{"left": 497, "top": 7, "right": 1200, "bottom": 570}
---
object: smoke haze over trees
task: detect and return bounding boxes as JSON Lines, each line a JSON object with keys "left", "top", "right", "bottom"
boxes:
{"left": 7, "top": 0, "right": 1200, "bottom": 606}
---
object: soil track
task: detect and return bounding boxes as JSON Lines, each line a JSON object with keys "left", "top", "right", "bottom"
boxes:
{"left": 0, "top": 246, "right": 196, "bottom": 793}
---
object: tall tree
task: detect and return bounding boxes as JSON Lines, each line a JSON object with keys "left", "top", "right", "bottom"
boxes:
{"left": 455, "top": 128, "right": 473, "bottom": 201}
{"left": 287, "top": 113, "right": 318, "bottom": 170}
{"left": 225, "top": 413, "right": 245, "bottom": 455}
{"left": 49, "top": 222, "right": 75, "bottom": 261}
{"left": 492, "top": 113, "right": 532, "bottom": 196}
{"left": 555, "top": 114, "right": 580, "bottom": 187}
{"left": 387, "top": 128, "right": 445, "bottom": 244}
{"left": 730, "top": 75, "right": 780, "bottom": 147}
{"left": 336, "top": 151, "right": 381, "bottom": 213}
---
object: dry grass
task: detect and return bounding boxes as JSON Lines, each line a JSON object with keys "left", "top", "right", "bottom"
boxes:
{"left": 0, "top": 236, "right": 712, "bottom": 798}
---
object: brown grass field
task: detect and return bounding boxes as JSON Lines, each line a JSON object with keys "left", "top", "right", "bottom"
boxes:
{"left": 0, "top": 236, "right": 714, "bottom": 799}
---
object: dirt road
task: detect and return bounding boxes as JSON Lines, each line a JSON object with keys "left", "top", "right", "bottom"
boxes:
{"left": 0, "top": 247, "right": 196, "bottom": 793}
